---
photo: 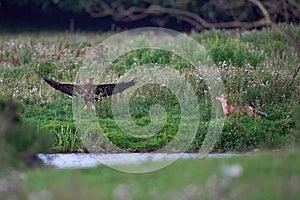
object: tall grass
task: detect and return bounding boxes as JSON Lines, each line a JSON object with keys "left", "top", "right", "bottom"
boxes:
{"left": 0, "top": 24, "right": 299, "bottom": 152}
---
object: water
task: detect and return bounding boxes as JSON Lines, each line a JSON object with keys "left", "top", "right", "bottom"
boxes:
{"left": 37, "top": 153, "right": 242, "bottom": 169}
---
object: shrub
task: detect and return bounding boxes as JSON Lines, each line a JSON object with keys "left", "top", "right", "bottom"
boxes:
{"left": 208, "top": 37, "right": 265, "bottom": 68}
{"left": 0, "top": 96, "right": 53, "bottom": 169}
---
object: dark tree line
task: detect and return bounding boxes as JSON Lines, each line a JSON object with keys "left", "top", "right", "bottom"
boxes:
{"left": 1, "top": 0, "right": 300, "bottom": 29}
{"left": 1, "top": 0, "right": 300, "bottom": 56}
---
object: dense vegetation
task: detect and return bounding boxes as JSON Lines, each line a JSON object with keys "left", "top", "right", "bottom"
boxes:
{"left": 0, "top": 24, "right": 299, "bottom": 153}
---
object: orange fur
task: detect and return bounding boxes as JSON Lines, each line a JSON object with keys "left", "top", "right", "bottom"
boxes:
{"left": 215, "top": 94, "right": 267, "bottom": 117}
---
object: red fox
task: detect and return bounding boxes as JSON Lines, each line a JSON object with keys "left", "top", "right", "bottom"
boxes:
{"left": 215, "top": 94, "right": 267, "bottom": 117}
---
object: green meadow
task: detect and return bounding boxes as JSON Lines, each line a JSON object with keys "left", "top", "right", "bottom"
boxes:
{"left": 1, "top": 24, "right": 299, "bottom": 153}
{"left": 1, "top": 23, "right": 300, "bottom": 199}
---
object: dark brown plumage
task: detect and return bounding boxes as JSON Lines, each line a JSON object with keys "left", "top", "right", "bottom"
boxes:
{"left": 35, "top": 70, "right": 137, "bottom": 109}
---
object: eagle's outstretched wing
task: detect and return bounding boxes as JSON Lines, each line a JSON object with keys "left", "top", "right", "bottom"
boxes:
{"left": 35, "top": 70, "right": 81, "bottom": 96}
{"left": 94, "top": 77, "right": 137, "bottom": 97}
{"left": 36, "top": 70, "right": 137, "bottom": 101}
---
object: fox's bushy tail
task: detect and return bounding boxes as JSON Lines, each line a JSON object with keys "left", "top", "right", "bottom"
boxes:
{"left": 254, "top": 109, "right": 267, "bottom": 117}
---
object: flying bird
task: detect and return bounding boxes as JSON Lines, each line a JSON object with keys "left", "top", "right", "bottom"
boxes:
{"left": 35, "top": 70, "right": 137, "bottom": 110}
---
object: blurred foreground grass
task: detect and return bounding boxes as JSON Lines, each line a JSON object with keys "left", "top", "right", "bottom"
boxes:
{"left": 17, "top": 149, "right": 299, "bottom": 199}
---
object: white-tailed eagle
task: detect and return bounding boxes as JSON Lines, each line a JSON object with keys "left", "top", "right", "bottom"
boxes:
{"left": 35, "top": 70, "right": 137, "bottom": 110}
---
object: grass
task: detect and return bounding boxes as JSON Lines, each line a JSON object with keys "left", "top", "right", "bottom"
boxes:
{"left": 0, "top": 25, "right": 300, "bottom": 200}
{"left": 0, "top": 148, "right": 290, "bottom": 199}
{"left": 0, "top": 23, "right": 299, "bottom": 153}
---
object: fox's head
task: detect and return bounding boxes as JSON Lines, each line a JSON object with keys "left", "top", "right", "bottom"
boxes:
{"left": 215, "top": 94, "right": 227, "bottom": 102}
{"left": 216, "top": 94, "right": 229, "bottom": 116}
